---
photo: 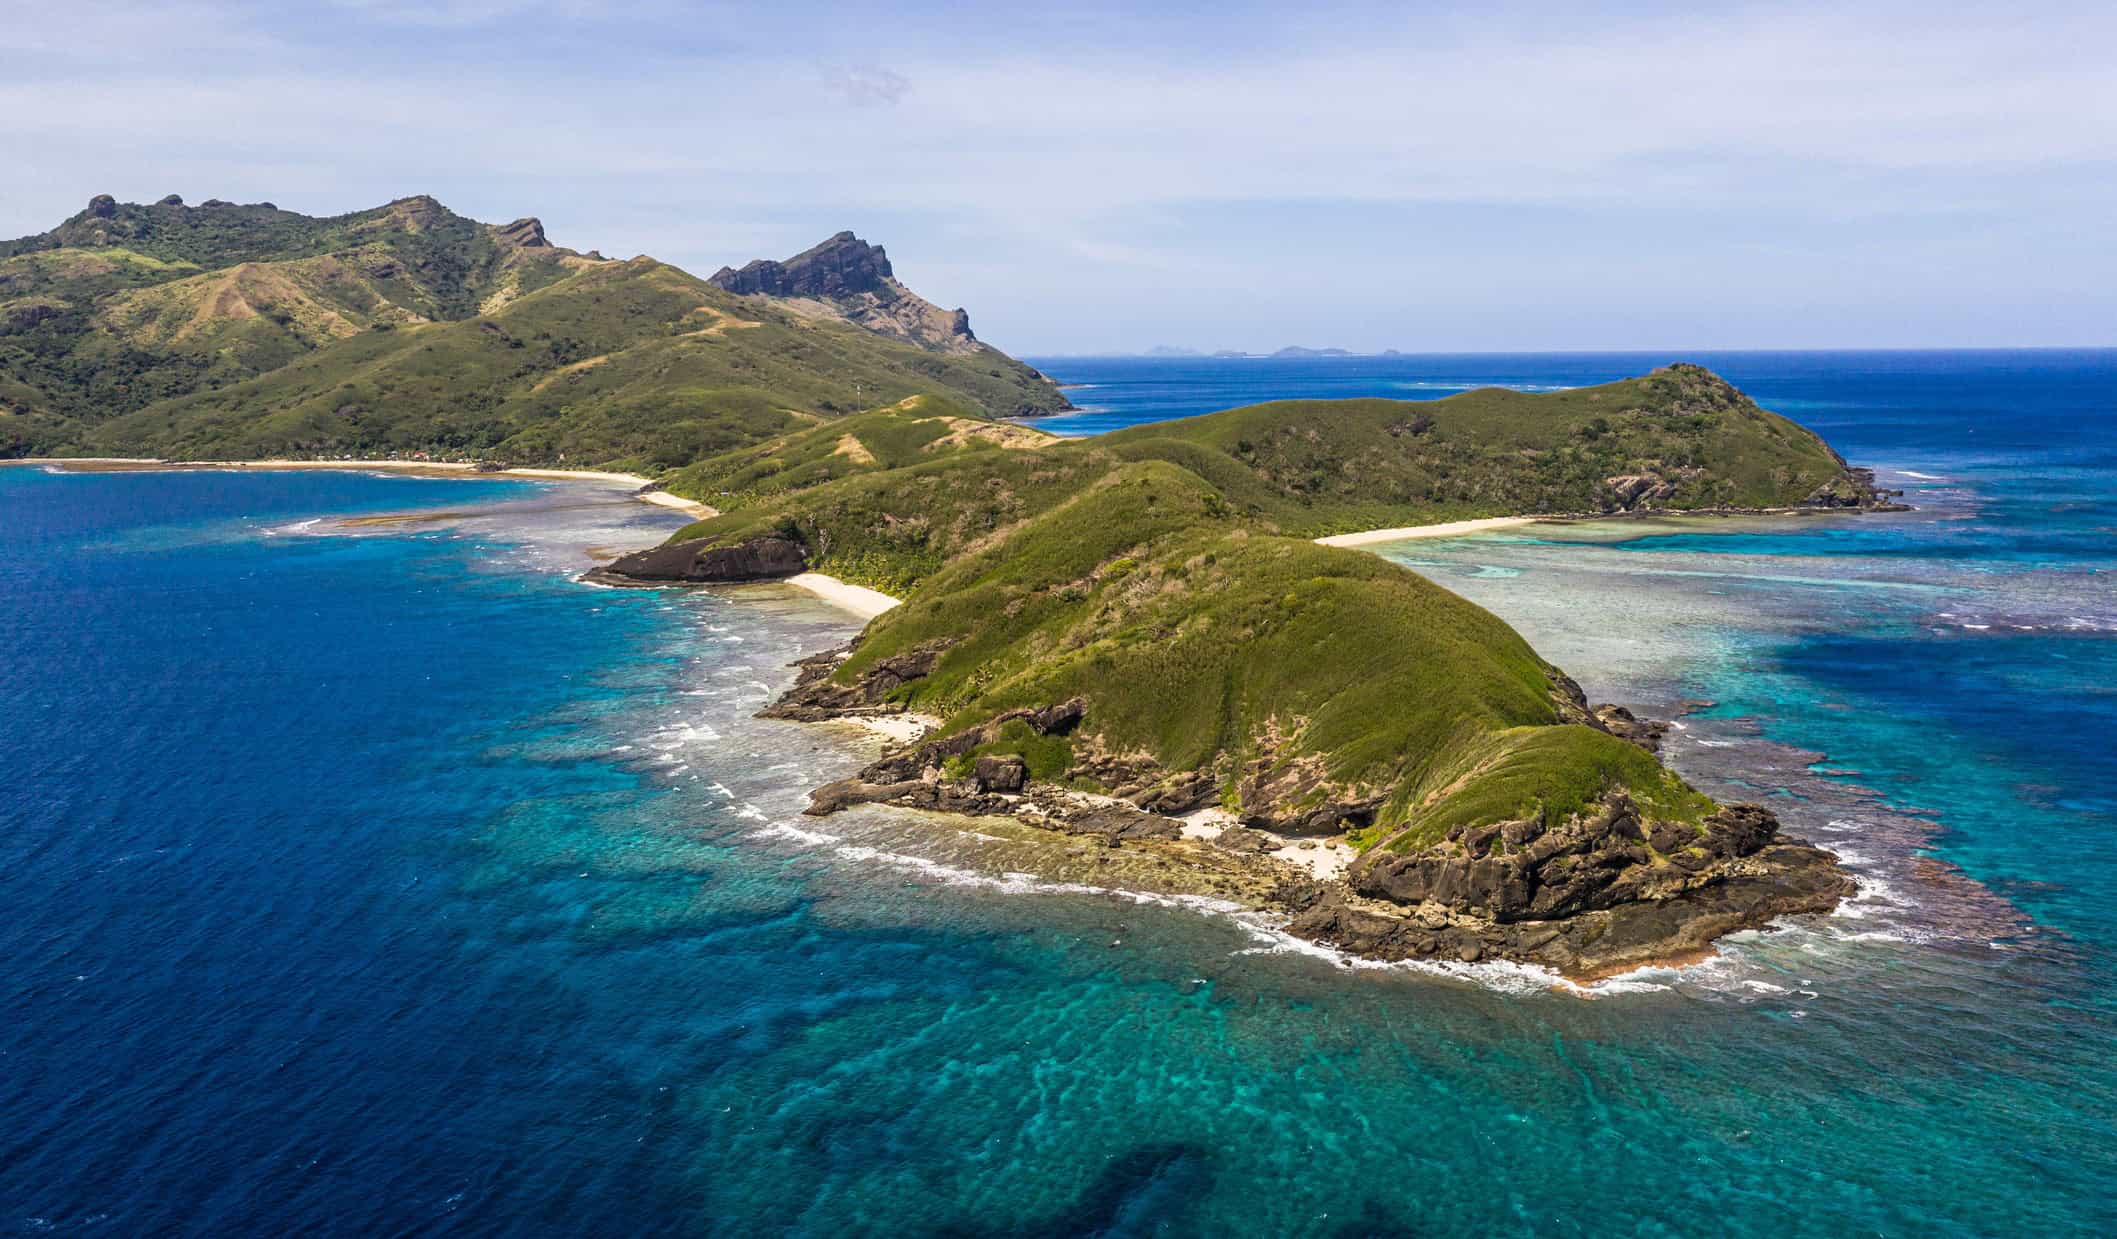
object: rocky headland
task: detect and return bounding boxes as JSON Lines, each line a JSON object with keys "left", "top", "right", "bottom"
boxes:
{"left": 757, "top": 636, "right": 1851, "bottom": 980}
{"left": 573, "top": 366, "right": 1896, "bottom": 981}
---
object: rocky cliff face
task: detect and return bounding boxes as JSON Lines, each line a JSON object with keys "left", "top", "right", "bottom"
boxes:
{"left": 707, "top": 231, "right": 993, "bottom": 359}
{"left": 587, "top": 535, "right": 807, "bottom": 585}
{"left": 710, "top": 231, "right": 894, "bottom": 299}
{"left": 749, "top": 634, "right": 1851, "bottom": 979}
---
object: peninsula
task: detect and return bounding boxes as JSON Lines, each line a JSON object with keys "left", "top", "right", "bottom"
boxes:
{"left": 596, "top": 364, "right": 1898, "bottom": 977}
{"left": 5, "top": 194, "right": 1897, "bottom": 977}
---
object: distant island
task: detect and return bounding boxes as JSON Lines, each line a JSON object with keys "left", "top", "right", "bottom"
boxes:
{"left": 1136, "top": 346, "right": 1407, "bottom": 359}
{"left": 4, "top": 193, "right": 1902, "bottom": 978}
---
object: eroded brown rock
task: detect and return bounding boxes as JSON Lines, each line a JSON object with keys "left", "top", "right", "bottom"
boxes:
{"left": 588, "top": 535, "right": 807, "bottom": 585}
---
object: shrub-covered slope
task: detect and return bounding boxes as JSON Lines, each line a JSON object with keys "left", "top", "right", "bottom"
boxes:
{"left": 653, "top": 364, "right": 1887, "bottom": 593}
{"left": 0, "top": 196, "right": 1069, "bottom": 461}
{"left": 612, "top": 365, "right": 1865, "bottom": 973}
{"left": 1102, "top": 364, "right": 1863, "bottom": 534}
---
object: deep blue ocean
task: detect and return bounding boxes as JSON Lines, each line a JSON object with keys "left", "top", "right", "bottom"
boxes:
{"left": 5, "top": 350, "right": 2115, "bottom": 1235}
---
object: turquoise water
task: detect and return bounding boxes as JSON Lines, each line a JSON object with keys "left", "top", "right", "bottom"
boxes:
{"left": 6, "top": 352, "right": 2117, "bottom": 1235}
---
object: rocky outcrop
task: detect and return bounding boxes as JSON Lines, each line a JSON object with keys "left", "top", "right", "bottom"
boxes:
{"left": 759, "top": 639, "right": 955, "bottom": 721}
{"left": 1594, "top": 704, "right": 1668, "bottom": 752}
{"left": 710, "top": 231, "right": 894, "bottom": 299}
{"left": 87, "top": 194, "right": 117, "bottom": 219}
{"left": 587, "top": 535, "right": 806, "bottom": 585}
{"left": 706, "top": 231, "right": 988, "bottom": 358}
{"left": 1280, "top": 792, "right": 1849, "bottom": 975}
{"left": 697, "top": 232, "right": 1070, "bottom": 412}
{"left": 755, "top": 636, "right": 1850, "bottom": 980}
{"left": 493, "top": 217, "right": 552, "bottom": 249}
{"left": 1286, "top": 838, "right": 1848, "bottom": 975}
{"left": 1604, "top": 472, "right": 1681, "bottom": 510}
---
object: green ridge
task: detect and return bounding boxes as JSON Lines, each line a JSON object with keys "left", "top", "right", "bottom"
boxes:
{"left": 1, "top": 196, "right": 1069, "bottom": 462}
{"left": 650, "top": 365, "right": 1879, "bottom": 852}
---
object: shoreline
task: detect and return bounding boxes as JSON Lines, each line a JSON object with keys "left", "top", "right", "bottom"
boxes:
{"left": 1311, "top": 500, "right": 1910, "bottom": 550}
{"left": 704, "top": 516, "right": 1574, "bottom": 622}
{"left": 19, "top": 460, "right": 1873, "bottom": 990}
{"left": 3, "top": 456, "right": 720, "bottom": 520}
{"left": 784, "top": 572, "right": 901, "bottom": 619}
{"left": 1315, "top": 515, "right": 1545, "bottom": 546}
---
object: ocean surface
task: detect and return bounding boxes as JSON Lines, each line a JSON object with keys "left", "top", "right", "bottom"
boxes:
{"left": 6, "top": 350, "right": 2116, "bottom": 1235}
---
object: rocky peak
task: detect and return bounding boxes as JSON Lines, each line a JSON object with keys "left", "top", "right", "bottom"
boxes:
{"left": 494, "top": 217, "right": 551, "bottom": 248}
{"left": 87, "top": 194, "right": 117, "bottom": 219}
{"left": 708, "top": 231, "right": 895, "bottom": 299}
{"left": 156, "top": 194, "right": 185, "bottom": 207}
{"left": 382, "top": 195, "right": 451, "bottom": 232}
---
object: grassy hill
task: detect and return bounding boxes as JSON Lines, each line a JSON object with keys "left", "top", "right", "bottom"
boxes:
{"left": 1101, "top": 364, "right": 1858, "bottom": 534}
{"left": 0, "top": 195, "right": 1070, "bottom": 461}
{"left": 620, "top": 366, "right": 1876, "bottom": 951}
{"left": 812, "top": 459, "right": 1710, "bottom": 845}
{"left": 655, "top": 364, "right": 1881, "bottom": 593}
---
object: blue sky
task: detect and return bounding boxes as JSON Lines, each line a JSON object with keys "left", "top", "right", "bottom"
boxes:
{"left": 4, "top": 1, "right": 2112, "bottom": 353}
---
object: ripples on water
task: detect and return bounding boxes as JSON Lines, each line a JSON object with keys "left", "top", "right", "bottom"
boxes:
{"left": 6, "top": 349, "right": 2117, "bottom": 1236}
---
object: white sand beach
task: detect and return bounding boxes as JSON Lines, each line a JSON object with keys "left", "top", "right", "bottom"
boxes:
{"left": 632, "top": 490, "right": 717, "bottom": 518}
{"left": 1315, "top": 516, "right": 1544, "bottom": 547}
{"left": 853, "top": 713, "right": 942, "bottom": 744}
{"left": 786, "top": 572, "right": 902, "bottom": 619}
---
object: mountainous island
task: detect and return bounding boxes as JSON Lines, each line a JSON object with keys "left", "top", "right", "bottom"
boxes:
{"left": 0, "top": 195, "right": 1069, "bottom": 462}
{"left": 5, "top": 194, "right": 1899, "bottom": 978}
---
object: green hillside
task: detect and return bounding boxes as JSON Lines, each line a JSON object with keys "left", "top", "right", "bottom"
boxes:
{"left": 621, "top": 365, "right": 1878, "bottom": 944}
{"left": 658, "top": 364, "right": 1882, "bottom": 593}
{"left": 818, "top": 460, "right": 1710, "bottom": 844}
{"left": 1101, "top": 364, "right": 1858, "bottom": 534}
{"left": 75, "top": 259, "right": 1072, "bottom": 468}
{"left": 0, "top": 195, "right": 1070, "bottom": 461}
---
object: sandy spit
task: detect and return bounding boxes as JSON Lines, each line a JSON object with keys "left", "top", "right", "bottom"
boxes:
{"left": 1314, "top": 516, "right": 1544, "bottom": 547}
{"left": 5, "top": 458, "right": 719, "bottom": 519}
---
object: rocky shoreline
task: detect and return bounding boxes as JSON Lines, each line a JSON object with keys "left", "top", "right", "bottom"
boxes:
{"left": 757, "top": 638, "right": 1853, "bottom": 981}
{"left": 584, "top": 472, "right": 1911, "bottom": 590}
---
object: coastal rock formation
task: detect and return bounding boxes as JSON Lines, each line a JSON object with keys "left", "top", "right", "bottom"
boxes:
{"left": 758, "top": 639, "right": 955, "bottom": 721}
{"left": 589, "top": 534, "right": 806, "bottom": 584}
{"left": 1594, "top": 704, "right": 1668, "bottom": 752}
{"left": 1284, "top": 835, "right": 1849, "bottom": 976}
{"left": 766, "top": 633, "right": 1852, "bottom": 979}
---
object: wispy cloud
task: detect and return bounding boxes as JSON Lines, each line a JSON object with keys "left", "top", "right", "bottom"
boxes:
{"left": 5, "top": 1, "right": 2112, "bottom": 349}
{"left": 823, "top": 65, "right": 911, "bottom": 107}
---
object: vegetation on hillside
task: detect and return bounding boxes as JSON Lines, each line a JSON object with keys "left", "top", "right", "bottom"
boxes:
{"left": 639, "top": 365, "right": 1879, "bottom": 859}
{"left": 660, "top": 365, "right": 1871, "bottom": 593}
{"left": 0, "top": 196, "right": 1070, "bottom": 462}
{"left": 834, "top": 462, "right": 1717, "bottom": 844}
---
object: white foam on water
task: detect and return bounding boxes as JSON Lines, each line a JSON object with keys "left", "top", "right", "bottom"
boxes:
{"left": 750, "top": 821, "right": 841, "bottom": 847}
